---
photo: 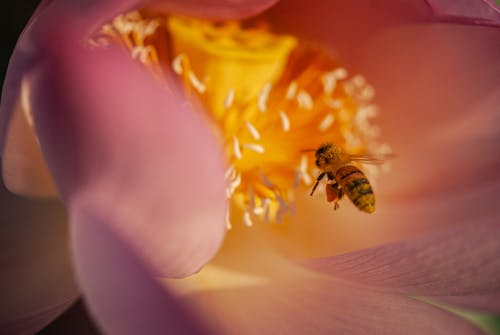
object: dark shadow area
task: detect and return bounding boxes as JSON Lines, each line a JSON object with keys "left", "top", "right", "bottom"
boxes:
{"left": 37, "top": 300, "right": 102, "bottom": 335}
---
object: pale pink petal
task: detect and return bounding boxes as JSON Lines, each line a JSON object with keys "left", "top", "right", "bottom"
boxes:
{"left": 437, "top": 292, "right": 500, "bottom": 313}
{"left": 164, "top": 239, "right": 484, "bottom": 335}
{"left": 28, "top": 18, "right": 226, "bottom": 277}
{"left": 147, "top": 0, "right": 280, "bottom": 20}
{"left": 183, "top": 282, "right": 484, "bottom": 335}
{"left": 303, "top": 218, "right": 500, "bottom": 296}
{"left": 0, "top": 184, "right": 78, "bottom": 335}
{"left": 425, "top": 0, "right": 500, "bottom": 26}
{"left": 71, "top": 207, "right": 210, "bottom": 335}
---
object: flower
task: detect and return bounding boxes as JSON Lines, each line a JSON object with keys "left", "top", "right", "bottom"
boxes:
{"left": 1, "top": 0, "right": 500, "bottom": 334}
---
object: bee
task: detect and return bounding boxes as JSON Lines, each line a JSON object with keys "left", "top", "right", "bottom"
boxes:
{"left": 309, "top": 143, "right": 390, "bottom": 213}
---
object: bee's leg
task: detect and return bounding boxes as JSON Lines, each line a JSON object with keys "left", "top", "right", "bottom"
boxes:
{"left": 330, "top": 182, "right": 343, "bottom": 210}
{"left": 310, "top": 172, "right": 326, "bottom": 196}
{"left": 337, "top": 186, "right": 344, "bottom": 200}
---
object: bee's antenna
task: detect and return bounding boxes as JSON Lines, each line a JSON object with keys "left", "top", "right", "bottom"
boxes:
{"left": 301, "top": 148, "right": 316, "bottom": 153}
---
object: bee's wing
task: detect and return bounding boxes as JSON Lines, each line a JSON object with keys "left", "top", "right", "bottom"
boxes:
{"left": 348, "top": 153, "right": 396, "bottom": 165}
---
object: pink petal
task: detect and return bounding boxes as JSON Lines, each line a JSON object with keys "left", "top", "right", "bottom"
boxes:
{"left": 2, "top": 98, "right": 58, "bottom": 197}
{"left": 255, "top": 5, "right": 500, "bottom": 259}
{"left": 184, "top": 282, "right": 484, "bottom": 334}
{"left": 302, "top": 218, "right": 500, "bottom": 296}
{"left": 147, "top": 0, "right": 280, "bottom": 20}
{"left": 266, "top": 2, "right": 500, "bottom": 197}
{"left": 1, "top": 0, "right": 276, "bottom": 196}
{"left": 0, "top": 184, "right": 78, "bottom": 335}
{"left": 425, "top": 0, "right": 500, "bottom": 26}
{"left": 71, "top": 206, "right": 210, "bottom": 335}
{"left": 28, "top": 18, "right": 227, "bottom": 277}
{"left": 437, "top": 292, "right": 500, "bottom": 313}
{"left": 164, "top": 238, "right": 484, "bottom": 335}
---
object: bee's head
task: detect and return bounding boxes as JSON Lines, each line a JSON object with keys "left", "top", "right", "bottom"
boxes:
{"left": 315, "top": 143, "right": 337, "bottom": 168}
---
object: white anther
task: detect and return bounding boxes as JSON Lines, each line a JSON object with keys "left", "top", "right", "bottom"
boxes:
{"left": 143, "top": 20, "right": 160, "bottom": 36}
{"left": 297, "top": 90, "right": 313, "bottom": 110}
{"left": 224, "top": 88, "right": 235, "bottom": 109}
{"left": 299, "top": 155, "right": 309, "bottom": 173}
{"left": 297, "top": 155, "right": 312, "bottom": 186}
{"left": 279, "top": 110, "right": 291, "bottom": 132}
{"left": 352, "top": 75, "right": 366, "bottom": 87}
{"left": 285, "top": 81, "right": 298, "bottom": 100}
{"left": 318, "top": 113, "right": 335, "bottom": 132}
{"left": 172, "top": 54, "right": 186, "bottom": 75}
{"left": 360, "top": 85, "right": 375, "bottom": 100}
{"left": 300, "top": 171, "right": 313, "bottom": 186}
{"left": 230, "top": 173, "right": 241, "bottom": 190}
{"left": 131, "top": 46, "right": 150, "bottom": 62}
{"left": 258, "top": 82, "right": 272, "bottom": 112}
{"left": 233, "top": 136, "right": 242, "bottom": 159}
{"left": 322, "top": 72, "right": 337, "bottom": 95}
{"left": 188, "top": 71, "right": 206, "bottom": 94}
{"left": 332, "top": 67, "right": 348, "bottom": 80}
{"left": 225, "top": 209, "right": 232, "bottom": 230}
{"left": 324, "top": 97, "right": 343, "bottom": 109}
{"left": 243, "top": 211, "right": 253, "bottom": 227}
{"left": 243, "top": 143, "right": 265, "bottom": 154}
{"left": 245, "top": 120, "right": 261, "bottom": 140}
{"left": 224, "top": 165, "right": 235, "bottom": 180}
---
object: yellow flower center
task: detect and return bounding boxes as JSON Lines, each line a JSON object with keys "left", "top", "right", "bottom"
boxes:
{"left": 93, "top": 11, "right": 390, "bottom": 228}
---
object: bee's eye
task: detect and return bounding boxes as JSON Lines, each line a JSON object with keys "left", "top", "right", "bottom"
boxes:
{"left": 315, "top": 159, "right": 321, "bottom": 167}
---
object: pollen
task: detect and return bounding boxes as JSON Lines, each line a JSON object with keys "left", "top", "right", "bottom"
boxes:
{"left": 93, "top": 12, "right": 389, "bottom": 228}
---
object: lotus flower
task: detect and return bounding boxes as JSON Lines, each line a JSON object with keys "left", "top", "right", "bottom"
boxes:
{"left": 1, "top": 0, "right": 500, "bottom": 334}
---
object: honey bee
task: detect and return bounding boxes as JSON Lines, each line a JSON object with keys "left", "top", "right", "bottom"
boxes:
{"left": 309, "top": 143, "right": 390, "bottom": 213}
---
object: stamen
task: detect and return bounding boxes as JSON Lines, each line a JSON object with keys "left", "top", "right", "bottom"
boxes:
{"left": 172, "top": 54, "right": 186, "bottom": 75}
{"left": 296, "top": 90, "right": 313, "bottom": 110}
{"left": 279, "top": 110, "right": 290, "bottom": 132}
{"left": 225, "top": 208, "right": 232, "bottom": 230}
{"left": 244, "top": 120, "right": 261, "bottom": 140}
{"left": 248, "top": 186, "right": 256, "bottom": 212}
{"left": 243, "top": 211, "right": 253, "bottom": 227}
{"left": 224, "top": 88, "right": 236, "bottom": 109}
{"left": 224, "top": 165, "right": 236, "bottom": 180}
{"left": 332, "top": 67, "right": 348, "bottom": 80}
{"left": 258, "top": 82, "right": 272, "bottom": 112}
{"left": 352, "top": 75, "right": 366, "bottom": 87}
{"left": 360, "top": 85, "right": 375, "bottom": 100}
{"left": 243, "top": 143, "right": 265, "bottom": 154}
{"left": 142, "top": 20, "right": 160, "bottom": 36}
{"left": 188, "top": 70, "right": 206, "bottom": 94}
{"left": 263, "top": 201, "right": 271, "bottom": 223}
{"left": 321, "top": 71, "right": 337, "bottom": 95}
{"left": 318, "top": 113, "right": 335, "bottom": 132}
{"left": 285, "top": 81, "right": 298, "bottom": 100}
{"left": 232, "top": 136, "right": 242, "bottom": 159}
{"left": 259, "top": 172, "right": 274, "bottom": 188}
{"left": 324, "top": 97, "right": 343, "bottom": 109}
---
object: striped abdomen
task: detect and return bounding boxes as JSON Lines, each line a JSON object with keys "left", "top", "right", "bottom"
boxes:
{"left": 334, "top": 165, "right": 375, "bottom": 213}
